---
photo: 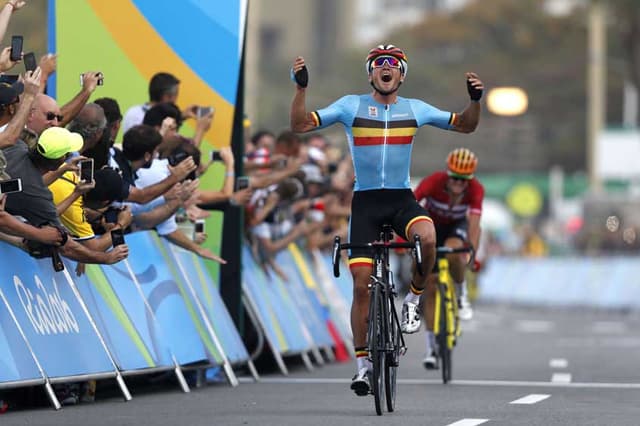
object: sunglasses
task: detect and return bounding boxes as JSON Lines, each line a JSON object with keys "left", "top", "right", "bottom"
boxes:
{"left": 372, "top": 56, "right": 402, "bottom": 69}
{"left": 449, "top": 176, "right": 470, "bottom": 183}
{"left": 45, "top": 111, "right": 64, "bottom": 122}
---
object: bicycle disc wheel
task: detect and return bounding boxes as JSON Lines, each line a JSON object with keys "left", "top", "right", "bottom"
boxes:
{"left": 437, "top": 284, "right": 451, "bottom": 384}
{"left": 369, "top": 283, "right": 385, "bottom": 415}
{"left": 385, "top": 295, "right": 400, "bottom": 412}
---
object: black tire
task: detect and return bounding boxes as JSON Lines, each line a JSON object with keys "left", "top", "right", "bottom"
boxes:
{"left": 438, "top": 283, "right": 451, "bottom": 384}
{"left": 385, "top": 294, "right": 400, "bottom": 412}
{"left": 369, "top": 282, "right": 385, "bottom": 415}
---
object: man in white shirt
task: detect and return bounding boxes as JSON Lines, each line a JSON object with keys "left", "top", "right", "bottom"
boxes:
{"left": 122, "top": 72, "right": 196, "bottom": 134}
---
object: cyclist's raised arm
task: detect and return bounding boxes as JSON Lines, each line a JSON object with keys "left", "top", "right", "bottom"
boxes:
{"left": 451, "top": 72, "right": 483, "bottom": 134}
{"left": 290, "top": 56, "right": 317, "bottom": 133}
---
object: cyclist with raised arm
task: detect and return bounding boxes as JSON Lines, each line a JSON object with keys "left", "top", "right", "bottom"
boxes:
{"left": 414, "top": 148, "right": 484, "bottom": 369}
{"left": 290, "top": 45, "right": 483, "bottom": 395}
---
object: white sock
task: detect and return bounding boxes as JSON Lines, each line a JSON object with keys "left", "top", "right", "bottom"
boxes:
{"left": 356, "top": 356, "right": 371, "bottom": 371}
{"left": 455, "top": 279, "right": 468, "bottom": 299}
{"left": 425, "top": 331, "right": 436, "bottom": 354}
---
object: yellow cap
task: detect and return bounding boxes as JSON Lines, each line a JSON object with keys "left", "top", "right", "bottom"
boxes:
{"left": 36, "top": 127, "right": 84, "bottom": 159}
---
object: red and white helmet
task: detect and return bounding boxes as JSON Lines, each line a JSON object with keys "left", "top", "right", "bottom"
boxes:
{"left": 365, "top": 44, "right": 408, "bottom": 77}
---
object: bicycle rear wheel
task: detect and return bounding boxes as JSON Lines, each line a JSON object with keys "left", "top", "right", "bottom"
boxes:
{"left": 437, "top": 283, "right": 452, "bottom": 384}
{"left": 369, "top": 282, "right": 385, "bottom": 415}
{"left": 384, "top": 293, "right": 400, "bottom": 412}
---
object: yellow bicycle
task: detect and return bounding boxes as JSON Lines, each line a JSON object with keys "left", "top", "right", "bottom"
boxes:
{"left": 432, "top": 246, "right": 473, "bottom": 384}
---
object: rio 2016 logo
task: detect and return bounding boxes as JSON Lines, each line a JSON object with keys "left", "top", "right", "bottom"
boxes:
{"left": 14, "top": 275, "right": 79, "bottom": 335}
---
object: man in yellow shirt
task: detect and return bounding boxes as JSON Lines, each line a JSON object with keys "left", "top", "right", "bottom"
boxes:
{"left": 49, "top": 167, "right": 132, "bottom": 274}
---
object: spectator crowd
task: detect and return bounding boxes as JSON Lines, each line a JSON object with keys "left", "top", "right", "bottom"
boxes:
{"left": 0, "top": 0, "right": 354, "bottom": 410}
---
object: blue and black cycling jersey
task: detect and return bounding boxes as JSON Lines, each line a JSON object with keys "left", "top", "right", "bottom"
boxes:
{"left": 311, "top": 94, "right": 455, "bottom": 191}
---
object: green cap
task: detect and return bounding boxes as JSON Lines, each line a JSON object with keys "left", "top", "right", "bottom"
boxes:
{"left": 36, "top": 127, "right": 83, "bottom": 159}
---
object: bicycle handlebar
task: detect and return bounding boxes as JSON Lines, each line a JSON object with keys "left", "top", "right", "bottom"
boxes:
{"left": 435, "top": 246, "right": 474, "bottom": 255}
{"left": 332, "top": 235, "right": 424, "bottom": 278}
{"left": 436, "top": 245, "right": 476, "bottom": 268}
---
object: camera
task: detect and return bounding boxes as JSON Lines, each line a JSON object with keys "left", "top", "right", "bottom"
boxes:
{"left": 0, "top": 178, "right": 22, "bottom": 194}
{"left": 80, "top": 72, "right": 104, "bottom": 86}
{"left": 168, "top": 150, "right": 196, "bottom": 181}
{"left": 210, "top": 150, "right": 222, "bottom": 162}
{"left": 196, "top": 106, "right": 213, "bottom": 118}
{"left": 235, "top": 176, "right": 250, "bottom": 191}
{"left": 23, "top": 52, "right": 37, "bottom": 73}
{"left": 10, "top": 35, "right": 22, "bottom": 62}
{"left": 79, "top": 158, "right": 94, "bottom": 183}
{"left": 111, "top": 229, "right": 125, "bottom": 247}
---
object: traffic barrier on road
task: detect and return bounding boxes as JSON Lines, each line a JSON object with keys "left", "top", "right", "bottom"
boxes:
{"left": 0, "top": 248, "right": 130, "bottom": 408}
{"left": 0, "top": 296, "right": 44, "bottom": 387}
{"left": 1, "top": 233, "right": 353, "bottom": 407}
{"left": 478, "top": 256, "right": 640, "bottom": 308}
{"left": 241, "top": 245, "right": 316, "bottom": 374}
{"left": 156, "top": 237, "right": 257, "bottom": 380}
{"left": 76, "top": 261, "right": 189, "bottom": 393}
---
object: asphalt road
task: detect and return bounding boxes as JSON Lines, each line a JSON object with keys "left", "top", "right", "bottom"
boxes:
{"left": 3, "top": 303, "right": 640, "bottom": 426}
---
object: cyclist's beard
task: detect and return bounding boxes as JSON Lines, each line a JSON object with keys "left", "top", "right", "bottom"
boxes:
{"left": 371, "top": 76, "right": 402, "bottom": 96}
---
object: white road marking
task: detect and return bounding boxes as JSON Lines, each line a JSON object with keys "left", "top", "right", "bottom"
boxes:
{"left": 549, "top": 358, "right": 568, "bottom": 369}
{"left": 240, "top": 377, "right": 640, "bottom": 389}
{"left": 515, "top": 320, "right": 554, "bottom": 333}
{"left": 592, "top": 321, "right": 626, "bottom": 334}
{"left": 556, "top": 337, "right": 640, "bottom": 348}
{"left": 446, "top": 419, "right": 490, "bottom": 426}
{"left": 551, "top": 373, "right": 572, "bottom": 383}
{"left": 510, "top": 394, "right": 551, "bottom": 404}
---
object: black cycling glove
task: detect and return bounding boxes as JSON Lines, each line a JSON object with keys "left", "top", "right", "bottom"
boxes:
{"left": 290, "top": 66, "right": 309, "bottom": 88}
{"left": 467, "top": 78, "right": 482, "bottom": 101}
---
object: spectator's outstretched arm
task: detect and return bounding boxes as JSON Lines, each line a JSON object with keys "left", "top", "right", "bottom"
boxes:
{"left": 55, "top": 179, "right": 94, "bottom": 215}
{"left": 83, "top": 208, "right": 132, "bottom": 252}
{"left": 42, "top": 155, "right": 85, "bottom": 186}
{"left": 0, "top": 1, "right": 25, "bottom": 44}
{"left": 257, "top": 221, "right": 307, "bottom": 255}
{"left": 249, "top": 157, "right": 302, "bottom": 189}
{"left": 198, "top": 147, "right": 235, "bottom": 204}
{"left": 192, "top": 110, "right": 213, "bottom": 148}
{"left": 126, "top": 157, "right": 196, "bottom": 204}
{"left": 59, "top": 71, "right": 101, "bottom": 127}
{"left": 0, "top": 214, "right": 63, "bottom": 246}
{"left": 37, "top": 53, "right": 56, "bottom": 93}
{"left": 0, "top": 68, "right": 41, "bottom": 149}
{"left": 133, "top": 197, "right": 181, "bottom": 230}
{"left": 59, "top": 238, "right": 128, "bottom": 264}
{"left": 163, "top": 229, "right": 226, "bottom": 264}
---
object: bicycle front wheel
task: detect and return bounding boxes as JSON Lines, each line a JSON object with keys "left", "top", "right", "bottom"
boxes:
{"left": 385, "top": 294, "right": 400, "bottom": 412}
{"left": 368, "top": 282, "right": 385, "bottom": 415}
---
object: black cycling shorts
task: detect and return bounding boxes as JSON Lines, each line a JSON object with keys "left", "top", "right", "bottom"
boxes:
{"left": 434, "top": 219, "right": 469, "bottom": 247}
{"left": 348, "top": 189, "right": 432, "bottom": 267}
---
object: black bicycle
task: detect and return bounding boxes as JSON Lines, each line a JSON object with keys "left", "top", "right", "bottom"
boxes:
{"left": 433, "top": 246, "right": 474, "bottom": 384}
{"left": 332, "top": 225, "right": 423, "bottom": 415}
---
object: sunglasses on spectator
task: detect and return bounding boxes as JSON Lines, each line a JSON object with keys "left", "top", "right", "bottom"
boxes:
{"left": 45, "top": 111, "right": 64, "bottom": 122}
{"left": 372, "top": 56, "right": 402, "bottom": 69}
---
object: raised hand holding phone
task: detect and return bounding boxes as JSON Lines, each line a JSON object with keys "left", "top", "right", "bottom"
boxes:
{"left": 9, "top": 35, "right": 22, "bottom": 62}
